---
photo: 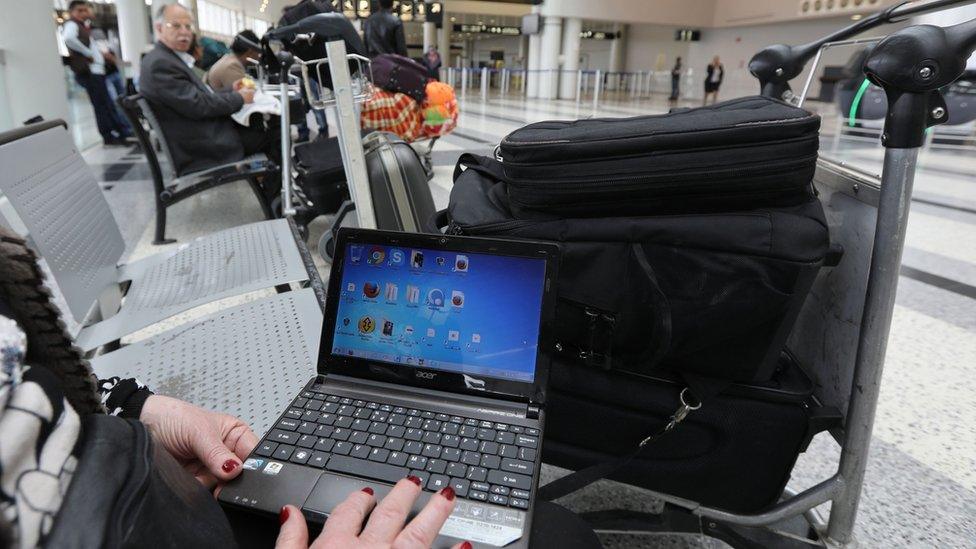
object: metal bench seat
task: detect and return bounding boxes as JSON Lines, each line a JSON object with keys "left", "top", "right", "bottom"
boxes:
{"left": 0, "top": 120, "right": 312, "bottom": 353}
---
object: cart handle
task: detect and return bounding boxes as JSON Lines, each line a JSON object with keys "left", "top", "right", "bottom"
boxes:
{"left": 749, "top": 0, "right": 973, "bottom": 101}
{"left": 864, "top": 16, "right": 976, "bottom": 147}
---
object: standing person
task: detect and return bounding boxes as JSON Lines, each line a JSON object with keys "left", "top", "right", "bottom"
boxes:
{"left": 363, "top": 0, "right": 408, "bottom": 58}
{"left": 703, "top": 55, "right": 724, "bottom": 105}
{"left": 91, "top": 28, "right": 133, "bottom": 134}
{"left": 424, "top": 45, "right": 443, "bottom": 80}
{"left": 62, "top": 0, "right": 131, "bottom": 146}
{"left": 669, "top": 56, "right": 682, "bottom": 105}
{"left": 207, "top": 30, "right": 262, "bottom": 92}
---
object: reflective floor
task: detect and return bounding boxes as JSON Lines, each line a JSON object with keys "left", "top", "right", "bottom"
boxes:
{"left": 77, "top": 91, "right": 976, "bottom": 548}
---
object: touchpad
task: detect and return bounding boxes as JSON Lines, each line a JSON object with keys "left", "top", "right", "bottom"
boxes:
{"left": 302, "top": 473, "right": 526, "bottom": 548}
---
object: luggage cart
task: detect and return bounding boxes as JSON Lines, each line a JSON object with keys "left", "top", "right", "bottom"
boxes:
{"left": 566, "top": 3, "right": 976, "bottom": 548}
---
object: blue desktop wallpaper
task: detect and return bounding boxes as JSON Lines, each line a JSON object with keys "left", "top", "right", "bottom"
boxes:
{"left": 330, "top": 243, "right": 548, "bottom": 382}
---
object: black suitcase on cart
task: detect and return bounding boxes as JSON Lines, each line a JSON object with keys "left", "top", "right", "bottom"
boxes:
{"left": 364, "top": 131, "right": 438, "bottom": 233}
{"left": 294, "top": 136, "right": 349, "bottom": 216}
{"left": 543, "top": 352, "right": 839, "bottom": 514}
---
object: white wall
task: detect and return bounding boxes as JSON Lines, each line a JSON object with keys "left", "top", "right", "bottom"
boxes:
{"left": 539, "top": 0, "right": 715, "bottom": 27}
{"left": 469, "top": 36, "right": 523, "bottom": 68}
{"left": 579, "top": 39, "right": 613, "bottom": 71}
{"left": 623, "top": 24, "right": 690, "bottom": 72}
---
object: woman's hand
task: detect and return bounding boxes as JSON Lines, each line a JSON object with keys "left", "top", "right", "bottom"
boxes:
{"left": 276, "top": 477, "right": 471, "bottom": 549}
{"left": 140, "top": 395, "right": 259, "bottom": 488}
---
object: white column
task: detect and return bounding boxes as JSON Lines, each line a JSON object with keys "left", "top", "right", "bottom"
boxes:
{"left": 538, "top": 16, "right": 562, "bottom": 100}
{"left": 609, "top": 23, "right": 625, "bottom": 74}
{"left": 423, "top": 22, "right": 436, "bottom": 54}
{"left": 438, "top": 22, "right": 451, "bottom": 69}
{"left": 558, "top": 17, "right": 581, "bottom": 99}
{"left": 116, "top": 0, "right": 151, "bottom": 79}
{"left": 526, "top": 31, "right": 541, "bottom": 97}
{"left": 0, "top": 0, "right": 69, "bottom": 130}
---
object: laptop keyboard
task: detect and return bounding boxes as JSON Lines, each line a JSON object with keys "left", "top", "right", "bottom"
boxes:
{"left": 253, "top": 386, "right": 540, "bottom": 510}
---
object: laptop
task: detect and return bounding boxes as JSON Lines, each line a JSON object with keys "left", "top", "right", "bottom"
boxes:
{"left": 219, "top": 228, "right": 560, "bottom": 548}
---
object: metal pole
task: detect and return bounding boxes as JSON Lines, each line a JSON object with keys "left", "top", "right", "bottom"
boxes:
{"left": 326, "top": 39, "right": 376, "bottom": 229}
{"left": 520, "top": 70, "right": 527, "bottom": 94}
{"left": 460, "top": 68, "right": 468, "bottom": 97}
{"left": 593, "top": 69, "right": 602, "bottom": 109}
{"left": 576, "top": 69, "right": 583, "bottom": 103}
{"left": 825, "top": 146, "right": 920, "bottom": 544}
{"left": 277, "top": 52, "right": 295, "bottom": 216}
{"left": 481, "top": 67, "right": 489, "bottom": 101}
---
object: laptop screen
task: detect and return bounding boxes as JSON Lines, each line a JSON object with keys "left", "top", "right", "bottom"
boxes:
{"left": 329, "top": 242, "right": 549, "bottom": 383}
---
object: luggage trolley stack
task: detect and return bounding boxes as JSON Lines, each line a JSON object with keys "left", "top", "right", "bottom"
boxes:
{"left": 440, "top": 1, "right": 976, "bottom": 547}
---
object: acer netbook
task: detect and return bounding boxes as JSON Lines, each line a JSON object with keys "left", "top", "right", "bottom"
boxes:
{"left": 220, "top": 228, "right": 559, "bottom": 549}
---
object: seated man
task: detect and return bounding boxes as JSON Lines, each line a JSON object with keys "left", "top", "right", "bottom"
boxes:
{"left": 207, "top": 30, "right": 261, "bottom": 93}
{"left": 139, "top": 4, "right": 276, "bottom": 178}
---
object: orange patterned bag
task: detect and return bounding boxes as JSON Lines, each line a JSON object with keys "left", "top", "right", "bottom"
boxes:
{"left": 360, "top": 90, "right": 423, "bottom": 142}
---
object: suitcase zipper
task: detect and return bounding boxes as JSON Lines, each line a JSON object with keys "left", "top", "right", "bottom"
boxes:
{"left": 508, "top": 155, "right": 817, "bottom": 194}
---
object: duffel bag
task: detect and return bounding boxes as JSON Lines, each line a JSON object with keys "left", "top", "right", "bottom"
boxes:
{"left": 541, "top": 352, "right": 840, "bottom": 513}
{"left": 442, "top": 155, "right": 830, "bottom": 383}
{"left": 497, "top": 96, "right": 820, "bottom": 218}
{"left": 371, "top": 53, "right": 429, "bottom": 103}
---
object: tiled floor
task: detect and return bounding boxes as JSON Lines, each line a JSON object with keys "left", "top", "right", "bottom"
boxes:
{"left": 76, "top": 90, "right": 976, "bottom": 548}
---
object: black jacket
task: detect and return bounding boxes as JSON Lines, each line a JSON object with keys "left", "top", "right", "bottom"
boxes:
{"left": 139, "top": 42, "right": 244, "bottom": 176}
{"left": 279, "top": 0, "right": 334, "bottom": 27}
{"left": 363, "top": 10, "right": 408, "bottom": 57}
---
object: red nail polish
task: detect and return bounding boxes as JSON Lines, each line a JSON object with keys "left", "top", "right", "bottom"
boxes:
{"left": 406, "top": 475, "right": 422, "bottom": 487}
{"left": 460, "top": 542, "right": 472, "bottom": 549}
{"left": 221, "top": 459, "right": 238, "bottom": 473}
{"left": 279, "top": 506, "right": 289, "bottom": 525}
{"left": 440, "top": 487, "right": 456, "bottom": 501}
{"left": 362, "top": 487, "right": 375, "bottom": 496}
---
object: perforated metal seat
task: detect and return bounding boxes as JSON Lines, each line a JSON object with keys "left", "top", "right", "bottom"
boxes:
{"left": 90, "top": 288, "right": 322, "bottom": 435}
{"left": 0, "top": 120, "right": 312, "bottom": 352}
{"left": 119, "top": 95, "right": 279, "bottom": 244}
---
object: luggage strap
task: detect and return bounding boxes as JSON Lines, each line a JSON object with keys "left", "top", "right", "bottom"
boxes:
{"left": 538, "top": 374, "right": 731, "bottom": 502}
{"left": 453, "top": 153, "right": 507, "bottom": 182}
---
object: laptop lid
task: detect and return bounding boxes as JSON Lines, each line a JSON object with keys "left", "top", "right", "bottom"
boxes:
{"left": 320, "top": 228, "right": 559, "bottom": 405}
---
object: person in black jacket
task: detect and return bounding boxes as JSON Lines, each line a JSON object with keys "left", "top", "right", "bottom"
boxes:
{"left": 363, "top": 0, "right": 408, "bottom": 58}
{"left": 139, "top": 4, "right": 276, "bottom": 177}
{"left": 703, "top": 55, "right": 724, "bottom": 105}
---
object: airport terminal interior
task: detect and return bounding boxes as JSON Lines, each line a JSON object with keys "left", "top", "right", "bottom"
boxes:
{"left": 0, "top": 0, "right": 975, "bottom": 547}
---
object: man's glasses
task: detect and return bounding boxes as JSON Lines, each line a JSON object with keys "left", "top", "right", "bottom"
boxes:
{"left": 164, "top": 22, "right": 195, "bottom": 32}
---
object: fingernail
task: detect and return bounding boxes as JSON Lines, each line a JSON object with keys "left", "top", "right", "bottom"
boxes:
{"left": 279, "top": 506, "right": 289, "bottom": 525}
{"left": 460, "top": 542, "right": 472, "bottom": 549}
{"left": 406, "top": 475, "right": 422, "bottom": 487}
{"left": 439, "top": 486, "right": 456, "bottom": 501}
{"left": 362, "top": 487, "right": 374, "bottom": 496}
{"left": 221, "top": 459, "right": 238, "bottom": 473}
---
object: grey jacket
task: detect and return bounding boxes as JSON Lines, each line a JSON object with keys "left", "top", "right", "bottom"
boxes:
{"left": 139, "top": 42, "right": 245, "bottom": 176}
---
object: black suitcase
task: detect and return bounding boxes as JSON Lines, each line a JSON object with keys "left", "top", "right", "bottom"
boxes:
{"left": 497, "top": 96, "right": 820, "bottom": 218}
{"left": 364, "top": 132, "right": 438, "bottom": 233}
{"left": 441, "top": 157, "right": 829, "bottom": 382}
{"left": 294, "top": 136, "right": 349, "bottom": 216}
{"left": 542, "top": 352, "right": 839, "bottom": 514}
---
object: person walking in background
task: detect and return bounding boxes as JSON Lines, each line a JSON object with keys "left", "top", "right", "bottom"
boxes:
{"left": 669, "top": 56, "right": 682, "bottom": 105}
{"left": 62, "top": 0, "right": 132, "bottom": 146}
{"left": 363, "top": 0, "right": 408, "bottom": 58}
{"left": 424, "top": 45, "right": 443, "bottom": 80}
{"left": 703, "top": 55, "right": 724, "bottom": 105}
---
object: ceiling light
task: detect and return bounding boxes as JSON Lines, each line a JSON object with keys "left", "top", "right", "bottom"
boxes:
{"left": 850, "top": 14, "right": 862, "bottom": 20}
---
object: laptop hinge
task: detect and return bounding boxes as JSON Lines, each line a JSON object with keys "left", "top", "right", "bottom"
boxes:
{"left": 526, "top": 404, "right": 541, "bottom": 420}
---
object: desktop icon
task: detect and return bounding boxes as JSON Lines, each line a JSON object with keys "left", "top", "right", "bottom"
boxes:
{"left": 389, "top": 248, "right": 405, "bottom": 266}
{"left": 346, "top": 282, "right": 356, "bottom": 293}
{"left": 454, "top": 255, "right": 469, "bottom": 272}
{"left": 385, "top": 283, "right": 398, "bottom": 302}
{"left": 350, "top": 245, "right": 363, "bottom": 264}
{"left": 382, "top": 320, "right": 394, "bottom": 336}
{"left": 342, "top": 317, "right": 350, "bottom": 327}
{"left": 448, "top": 330, "right": 460, "bottom": 342}
{"left": 451, "top": 290, "right": 464, "bottom": 308}
{"left": 367, "top": 246, "right": 386, "bottom": 265}
{"left": 471, "top": 333, "right": 481, "bottom": 343}
{"left": 426, "top": 327, "right": 436, "bottom": 338}
{"left": 406, "top": 285, "right": 420, "bottom": 304}
{"left": 358, "top": 316, "right": 375, "bottom": 334}
{"left": 436, "top": 257, "right": 446, "bottom": 267}
{"left": 411, "top": 250, "right": 424, "bottom": 268}
{"left": 363, "top": 282, "right": 380, "bottom": 299}
{"left": 404, "top": 325, "right": 414, "bottom": 336}
{"left": 427, "top": 289, "right": 445, "bottom": 308}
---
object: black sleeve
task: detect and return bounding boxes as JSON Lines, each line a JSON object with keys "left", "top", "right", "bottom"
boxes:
{"left": 98, "top": 377, "right": 155, "bottom": 418}
{"left": 394, "top": 21, "right": 408, "bottom": 57}
{"left": 141, "top": 56, "right": 244, "bottom": 120}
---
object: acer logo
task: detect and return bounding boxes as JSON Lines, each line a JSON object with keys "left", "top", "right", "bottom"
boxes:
{"left": 415, "top": 371, "right": 437, "bottom": 379}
